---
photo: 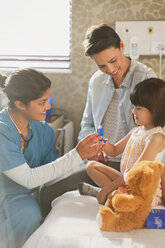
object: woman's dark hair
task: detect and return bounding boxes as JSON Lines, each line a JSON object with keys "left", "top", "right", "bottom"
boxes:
{"left": 0, "top": 68, "right": 51, "bottom": 109}
{"left": 130, "top": 78, "right": 165, "bottom": 127}
{"left": 83, "top": 23, "right": 121, "bottom": 56}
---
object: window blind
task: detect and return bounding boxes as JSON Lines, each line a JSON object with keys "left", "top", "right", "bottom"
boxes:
{"left": 0, "top": 0, "right": 72, "bottom": 71}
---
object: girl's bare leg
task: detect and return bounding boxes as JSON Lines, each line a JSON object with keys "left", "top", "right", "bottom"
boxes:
{"left": 86, "top": 160, "right": 122, "bottom": 204}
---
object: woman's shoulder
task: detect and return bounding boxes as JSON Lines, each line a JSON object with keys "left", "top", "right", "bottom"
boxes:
{"left": 0, "top": 107, "right": 9, "bottom": 121}
{"left": 130, "top": 59, "right": 156, "bottom": 77}
{"left": 131, "top": 59, "right": 151, "bottom": 72}
{"left": 0, "top": 108, "right": 20, "bottom": 144}
{"left": 90, "top": 70, "right": 109, "bottom": 86}
{"left": 0, "top": 108, "right": 12, "bottom": 132}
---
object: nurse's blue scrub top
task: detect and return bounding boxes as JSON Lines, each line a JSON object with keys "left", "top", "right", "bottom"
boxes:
{"left": 0, "top": 108, "right": 58, "bottom": 196}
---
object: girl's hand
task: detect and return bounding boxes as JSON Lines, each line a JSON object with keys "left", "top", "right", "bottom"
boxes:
{"left": 88, "top": 151, "right": 108, "bottom": 162}
{"left": 76, "top": 132, "right": 105, "bottom": 160}
{"left": 117, "top": 186, "right": 129, "bottom": 194}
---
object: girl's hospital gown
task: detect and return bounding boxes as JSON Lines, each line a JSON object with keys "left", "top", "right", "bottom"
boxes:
{"left": 0, "top": 108, "right": 59, "bottom": 247}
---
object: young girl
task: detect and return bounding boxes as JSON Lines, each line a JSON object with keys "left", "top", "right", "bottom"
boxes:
{"left": 79, "top": 78, "right": 165, "bottom": 206}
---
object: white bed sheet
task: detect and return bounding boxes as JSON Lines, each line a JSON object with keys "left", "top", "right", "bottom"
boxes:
{"left": 23, "top": 190, "right": 165, "bottom": 248}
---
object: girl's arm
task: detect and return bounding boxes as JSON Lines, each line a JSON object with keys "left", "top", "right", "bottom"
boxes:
{"left": 135, "top": 133, "right": 165, "bottom": 162}
{"left": 103, "top": 132, "right": 132, "bottom": 157}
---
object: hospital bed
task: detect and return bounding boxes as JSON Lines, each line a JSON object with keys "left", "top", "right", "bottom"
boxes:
{"left": 23, "top": 190, "right": 165, "bottom": 248}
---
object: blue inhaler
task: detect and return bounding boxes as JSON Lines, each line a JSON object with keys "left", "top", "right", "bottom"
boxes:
{"left": 46, "top": 97, "right": 52, "bottom": 119}
{"left": 97, "top": 125, "right": 106, "bottom": 143}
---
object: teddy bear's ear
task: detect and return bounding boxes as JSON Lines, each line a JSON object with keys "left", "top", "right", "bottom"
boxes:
{"left": 151, "top": 161, "right": 164, "bottom": 175}
{"left": 139, "top": 161, "right": 164, "bottom": 193}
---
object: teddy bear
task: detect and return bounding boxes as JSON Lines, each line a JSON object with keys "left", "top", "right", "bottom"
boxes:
{"left": 96, "top": 160, "right": 164, "bottom": 232}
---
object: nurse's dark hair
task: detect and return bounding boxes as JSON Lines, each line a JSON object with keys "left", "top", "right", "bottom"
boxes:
{"left": 0, "top": 68, "right": 51, "bottom": 108}
{"left": 83, "top": 23, "right": 121, "bottom": 56}
{"left": 130, "top": 78, "right": 165, "bottom": 127}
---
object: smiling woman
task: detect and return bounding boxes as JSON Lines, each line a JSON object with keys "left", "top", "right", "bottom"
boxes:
{"left": 0, "top": 68, "right": 104, "bottom": 248}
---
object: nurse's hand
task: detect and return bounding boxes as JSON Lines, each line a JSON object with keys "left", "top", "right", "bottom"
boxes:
{"left": 76, "top": 132, "right": 104, "bottom": 160}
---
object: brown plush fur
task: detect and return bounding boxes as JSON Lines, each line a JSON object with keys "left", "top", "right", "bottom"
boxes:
{"left": 97, "top": 161, "right": 164, "bottom": 232}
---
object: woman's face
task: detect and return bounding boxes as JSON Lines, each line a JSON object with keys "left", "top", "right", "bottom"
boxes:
{"left": 92, "top": 41, "right": 128, "bottom": 83}
{"left": 22, "top": 87, "right": 51, "bottom": 121}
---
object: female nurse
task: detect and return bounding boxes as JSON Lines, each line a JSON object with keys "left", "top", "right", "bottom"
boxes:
{"left": 0, "top": 68, "right": 104, "bottom": 248}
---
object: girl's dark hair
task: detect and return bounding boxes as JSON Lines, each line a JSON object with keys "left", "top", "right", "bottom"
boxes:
{"left": 0, "top": 68, "right": 51, "bottom": 109}
{"left": 130, "top": 78, "right": 165, "bottom": 127}
{"left": 83, "top": 23, "right": 121, "bottom": 56}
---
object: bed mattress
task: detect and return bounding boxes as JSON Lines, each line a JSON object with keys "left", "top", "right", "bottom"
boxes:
{"left": 23, "top": 190, "right": 165, "bottom": 248}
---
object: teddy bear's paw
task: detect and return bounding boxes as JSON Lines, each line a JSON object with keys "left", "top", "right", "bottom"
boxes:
{"left": 96, "top": 212, "right": 103, "bottom": 228}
